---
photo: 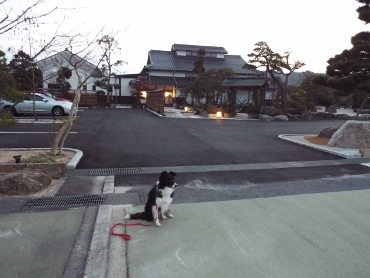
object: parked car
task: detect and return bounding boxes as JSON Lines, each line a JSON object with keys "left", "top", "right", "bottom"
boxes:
{"left": 23, "top": 90, "right": 72, "bottom": 102}
{"left": 0, "top": 93, "right": 73, "bottom": 116}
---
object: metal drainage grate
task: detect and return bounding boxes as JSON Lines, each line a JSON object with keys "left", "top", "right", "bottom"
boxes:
{"left": 89, "top": 168, "right": 142, "bottom": 175}
{"left": 184, "top": 165, "right": 232, "bottom": 172}
{"left": 22, "top": 194, "right": 105, "bottom": 210}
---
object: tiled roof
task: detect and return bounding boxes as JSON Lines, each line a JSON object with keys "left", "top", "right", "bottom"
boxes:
{"left": 221, "top": 77, "right": 268, "bottom": 88}
{"left": 147, "top": 50, "right": 261, "bottom": 75}
{"left": 149, "top": 76, "right": 177, "bottom": 86}
{"left": 172, "top": 44, "right": 228, "bottom": 54}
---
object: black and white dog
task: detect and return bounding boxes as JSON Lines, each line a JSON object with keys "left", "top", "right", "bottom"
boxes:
{"left": 124, "top": 171, "right": 177, "bottom": 227}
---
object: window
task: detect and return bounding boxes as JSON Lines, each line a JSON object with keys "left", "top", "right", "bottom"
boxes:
{"left": 83, "top": 85, "right": 87, "bottom": 90}
{"left": 186, "top": 51, "right": 198, "bottom": 57}
{"left": 185, "top": 73, "right": 197, "bottom": 78}
{"left": 35, "top": 95, "right": 44, "bottom": 101}
{"left": 92, "top": 85, "right": 96, "bottom": 91}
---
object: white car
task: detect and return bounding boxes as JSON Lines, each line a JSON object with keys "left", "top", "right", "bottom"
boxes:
{"left": 0, "top": 93, "right": 73, "bottom": 116}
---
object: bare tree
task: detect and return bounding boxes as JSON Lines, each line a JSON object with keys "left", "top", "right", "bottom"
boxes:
{"left": 50, "top": 30, "right": 107, "bottom": 156}
{"left": 95, "top": 32, "right": 127, "bottom": 104}
{"left": 0, "top": 0, "right": 58, "bottom": 35}
{"left": 7, "top": 20, "right": 74, "bottom": 120}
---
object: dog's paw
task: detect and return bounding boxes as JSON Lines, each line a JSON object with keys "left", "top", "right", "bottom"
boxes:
{"left": 124, "top": 215, "right": 130, "bottom": 220}
{"left": 164, "top": 210, "right": 174, "bottom": 218}
{"left": 155, "top": 222, "right": 161, "bottom": 227}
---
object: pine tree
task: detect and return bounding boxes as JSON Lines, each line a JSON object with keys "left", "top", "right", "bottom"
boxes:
{"left": 326, "top": 0, "right": 370, "bottom": 110}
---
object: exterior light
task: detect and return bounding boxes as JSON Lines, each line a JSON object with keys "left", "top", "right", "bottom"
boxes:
{"left": 184, "top": 106, "right": 188, "bottom": 112}
{"left": 13, "top": 155, "right": 22, "bottom": 163}
{"left": 216, "top": 111, "right": 222, "bottom": 118}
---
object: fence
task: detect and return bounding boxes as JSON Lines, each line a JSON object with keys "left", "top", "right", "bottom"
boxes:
{"left": 51, "top": 90, "right": 136, "bottom": 107}
{"left": 146, "top": 89, "right": 165, "bottom": 115}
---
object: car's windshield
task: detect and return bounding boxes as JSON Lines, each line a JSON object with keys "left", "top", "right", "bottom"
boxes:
{"left": 33, "top": 94, "right": 54, "bottom": 102}
{"left": 45, "top": 93, "right": 55, "bottom": 99}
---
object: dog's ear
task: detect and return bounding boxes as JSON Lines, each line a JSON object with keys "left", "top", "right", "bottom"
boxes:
{"left": 169, "top": 171, "right": 177, "bottom": 177}
{"left": 159, "top": 171, "right": 168, "bottom": 182}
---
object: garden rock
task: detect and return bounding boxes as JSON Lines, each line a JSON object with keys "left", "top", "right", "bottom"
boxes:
{"left": 0, "top": 169, "right": 52, "bottom": 195}
{"left": 358, "top": 109, "right": 370, "bottom": 114}
{"left": 302, "top": 113, "right": 313, "bottom": 120}
{"left": 357, "top": 114, "right": 370, "bottom": 120}
{"left": 336, "top": 114, "right": 350, "bottom": 120}
{"left": 285, "top": 114, "right": 299, "bottom": 121}
{"left": 313, "top": 112, "right": 328, "bottom": 119}
{"left": 328, "top": 120, "right": 370, "bottom": 149}
{"left": 325, "top": 105, "right": 337, "bottom": 113}
{"left": 259, "top": 114, "right": 273, "bottom": 121}
{"left": 318, "top": 127, "right": 339, "bottom": 138}
{"left": 273, "top": 115, "right": 289, "bottom": 121}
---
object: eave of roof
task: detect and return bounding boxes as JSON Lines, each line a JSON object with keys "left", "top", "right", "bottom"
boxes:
{"left": 149, "top": 76, "right": 177, "bottom": 86}
{"left": 172, "top": 44, "right": 228, "bottom": 54}
{"left": 221, "top": 77, "right": 268, "bottom": 88}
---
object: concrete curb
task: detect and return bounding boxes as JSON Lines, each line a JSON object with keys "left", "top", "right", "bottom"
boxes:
{"left": 83, "top": 205, "right": 112, "bottom": 278}
{"left": 65, "top": 148, "right": 84, "bottom": 169}
{"left": 278, "top": 134, "right": 361, "bottom": 159}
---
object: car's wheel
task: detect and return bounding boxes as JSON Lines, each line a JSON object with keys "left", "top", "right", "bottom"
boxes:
{"left": 3, "top": 106, "right": 16, "bottom": 116}
{"left": 52, "top": 106, "right": 64, "bottom": 116}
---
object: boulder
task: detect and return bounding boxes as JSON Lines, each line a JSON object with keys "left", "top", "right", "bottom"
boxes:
{"left": 273, "top": 115, "right": 289, "bottom": 121}
{"left": 336, "top": 114, "right": 350, "bottom": 120}
{"left": 358, "top": 109, "right": 370, "bottom": 114}
{"left": 325, "top": 105, "right": 337, "bottom": 113}
{"left": 285, "top": 114, "right": 299, "bottom": 121}
{"left": 328, "top": 120, "right": 370, "bottom": 148}
{"left": 313, "top": 112, "right": 328, "bottom": 119}
{"left": 357, "top": 114, "right": 370, "bottom": 120}
{"left": 0, "top": 169, "right": 52, "bottom": 195}
{"left": 318, "top": 127, "right": 340, "bottom": 138}
{"left": 259, "top": 114, "right": 273, "bottom": 121}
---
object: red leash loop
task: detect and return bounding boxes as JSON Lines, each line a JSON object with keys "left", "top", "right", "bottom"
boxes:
{"left": 110, "top": 221, "right": 155, "bottom": 241}
{"left": 111, "top": 205, "right": 158, "bottom": 241}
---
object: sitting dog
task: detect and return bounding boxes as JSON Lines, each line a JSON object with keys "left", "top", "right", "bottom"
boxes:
{"left": 124, "top": 171, "right": 177, "bottom": 227}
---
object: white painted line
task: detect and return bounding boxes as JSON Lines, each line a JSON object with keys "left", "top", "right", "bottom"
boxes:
{"left": 361, "top": 163, "right": 370, "bottom": 168}
{"left": 0, "top": 132, "right": 77, "bottom": 134}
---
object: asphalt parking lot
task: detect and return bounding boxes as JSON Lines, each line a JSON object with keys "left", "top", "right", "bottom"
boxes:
{"left": 0, "top": 109, "right": 349, "bottom": 168}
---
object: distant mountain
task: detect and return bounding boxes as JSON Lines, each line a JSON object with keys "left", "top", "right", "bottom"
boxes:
{"left": 270, "top": 71, "right": 320, "bottom": 87}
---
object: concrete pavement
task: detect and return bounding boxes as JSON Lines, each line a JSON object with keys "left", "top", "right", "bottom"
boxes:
{"left": 0, "top": 207, "right": 89, "bottom": 278}
{"left": 104, "top": 190, "right": 370, "bottom": 278}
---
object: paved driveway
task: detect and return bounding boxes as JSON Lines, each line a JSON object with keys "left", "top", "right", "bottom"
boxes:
{"left": 0, "top": 109, "right": 348, "bottom": 168}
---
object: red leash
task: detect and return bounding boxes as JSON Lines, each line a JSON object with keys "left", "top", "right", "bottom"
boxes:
{"left": 111, "top": 205, "right": 158, "bottom": 241}
{"left": 110, "top": 221, "right": 154, "bottom": 241}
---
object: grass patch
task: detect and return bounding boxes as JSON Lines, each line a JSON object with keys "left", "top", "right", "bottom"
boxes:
{"left": 23, "top": 153, "right": 57, "bottom": 164}
{"left": 304, "top": 135, "right": 330, "bottom": 146}
{"left": 0, "top": 113, "right": 16, "bottom": 127}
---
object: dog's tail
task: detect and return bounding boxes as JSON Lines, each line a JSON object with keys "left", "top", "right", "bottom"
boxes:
{"left": 124, "top": 212, "right": 146, "bottom": 220}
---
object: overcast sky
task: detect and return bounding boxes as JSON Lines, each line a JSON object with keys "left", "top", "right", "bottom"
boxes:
{"left": 1, "top": 0, "right": 367, "bottom": 74}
